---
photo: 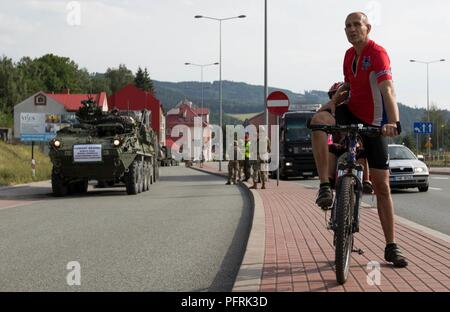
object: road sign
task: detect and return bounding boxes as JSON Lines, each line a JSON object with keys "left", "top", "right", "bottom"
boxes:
{"left": 413, "top": 122, "right": 433, "bottom": 134}
{"left": 267, "top": 91, "right": 290, "bottom": 116}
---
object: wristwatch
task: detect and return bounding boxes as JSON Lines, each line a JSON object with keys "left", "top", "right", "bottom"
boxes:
{"left": 396, "top": 121, "right": 402, "bottom": 135}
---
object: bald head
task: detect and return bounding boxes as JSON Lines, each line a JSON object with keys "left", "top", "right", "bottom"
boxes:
{"left": 345, "top": 12, "right": 371, "bottom": 47}
{"left": 346, "top": 12, "right": 370, "bottom": 26}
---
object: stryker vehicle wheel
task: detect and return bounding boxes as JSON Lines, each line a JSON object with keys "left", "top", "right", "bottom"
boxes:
{"left": 153, "top": 158, "right": 158, "bottom": 183}
{"left": 137, "top": 160, "right": 143, "bottom": 193}
{"left": 146, "top": 161, "right": 151, "bottom": 190}
{"left": 143, "top": 161, "right": 148, "bottom": 192}
{"left": 149, "top": 160, "right": 154, "bottom": 185}
{"left": 77, "top": 180, "right": 88, "bottom": 194}
{"left": 125, "top": 160, "right": 139, "bottom": 195}
{"left": 52, "top": 168, "right": 68, "bottom": 197}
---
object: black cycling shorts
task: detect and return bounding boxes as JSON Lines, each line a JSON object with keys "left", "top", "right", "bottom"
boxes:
{"left": 333, "top": 105, "right": 389, "bottom": 170}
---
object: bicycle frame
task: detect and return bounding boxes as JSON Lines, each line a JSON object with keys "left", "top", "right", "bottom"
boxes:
{"left": 309, "top": 123, "right": 381, "bottom": 283}
{"left": 331, "top": 130, "right": 364, "bottom": 234}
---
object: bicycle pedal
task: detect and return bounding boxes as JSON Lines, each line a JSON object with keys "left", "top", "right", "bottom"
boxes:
{"left": 352, "top": 248, "right": 364, "bottom": 255}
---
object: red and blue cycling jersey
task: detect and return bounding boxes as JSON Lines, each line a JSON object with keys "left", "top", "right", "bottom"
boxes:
{"left": 343, "top": 39, "right": 392, "bottom": 126}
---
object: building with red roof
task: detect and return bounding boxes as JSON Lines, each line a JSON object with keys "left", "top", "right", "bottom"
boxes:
{"left": 166, "top": 100, "right": 211, "bottom": 161}
{"left": 46, "top": 91, "right": 108, "bottom": 112}
{"left": 13, "top": 90, "right": 108, "bottom": 140}
{"left": 108, "top": 84, "right": 165, "bottom": 146}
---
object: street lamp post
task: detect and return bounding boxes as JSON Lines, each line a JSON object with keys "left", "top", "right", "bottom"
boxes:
{"left": 410, "top": 59, "right": 446, "bottom": 158}
{"left": 195, "top": 14, "right": 246, "bottom": 171}
{"left": 185, "top": 62, "right": 219, "bottom": 164}
{"left": 264, "top": 0, "right": 268, "bottom": 127}
{"left": 184, "top": 62, "right": 219, "bottom": 116}
{"left": 437, "top": 121, "right": 440, "bottom": 152}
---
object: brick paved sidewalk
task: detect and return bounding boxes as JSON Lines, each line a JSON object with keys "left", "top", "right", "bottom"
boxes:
{"left": 196, "top": 163, "right": 450, "bottom": 292}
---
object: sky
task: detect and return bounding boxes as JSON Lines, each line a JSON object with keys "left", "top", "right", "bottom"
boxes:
{"left": 1, "top": 0, "right": 450, "bottom": 111}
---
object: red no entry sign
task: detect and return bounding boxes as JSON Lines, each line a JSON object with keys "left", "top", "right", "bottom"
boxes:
{"left": 267, "top": 91, "right": 290, "bottom": 116}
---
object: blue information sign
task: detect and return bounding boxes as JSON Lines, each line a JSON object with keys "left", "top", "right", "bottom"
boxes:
{"left": 21, "top": 133, "right": 56, "bottom": 142}
{"left": 413, "top": 122, "right": 433, "bottom": 134}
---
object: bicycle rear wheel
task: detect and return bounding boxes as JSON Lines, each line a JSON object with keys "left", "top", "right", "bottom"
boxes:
{"left": 334, "top": 175, "right": 355, "bottom": 284}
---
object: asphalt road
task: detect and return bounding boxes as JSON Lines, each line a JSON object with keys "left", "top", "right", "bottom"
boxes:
{"left": 0, "top": 166, "right": 251, "bottom": 291}
{"left": 288, "top": 174, "right": 450, "bottom": 236}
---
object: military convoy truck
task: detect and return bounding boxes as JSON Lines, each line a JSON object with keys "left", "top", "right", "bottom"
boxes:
{"left": 273, "top": 104, "right": 321, "bottom": 179}
{"left": 158, "top": 145, "right": 179, "bottom": 167}
{"left": 48, "top": 98, "right": 158, "bottom": 196}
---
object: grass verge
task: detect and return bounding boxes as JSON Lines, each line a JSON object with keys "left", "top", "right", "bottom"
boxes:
{"left": 0, "top": 141, "right": 52, "bottom": 186}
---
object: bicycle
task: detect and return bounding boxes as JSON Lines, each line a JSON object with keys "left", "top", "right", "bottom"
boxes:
{"left": 309, "top": 123, "right": 381, "bottom": 284}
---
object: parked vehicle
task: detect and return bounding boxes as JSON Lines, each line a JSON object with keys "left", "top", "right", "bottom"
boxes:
{"left": 388, "top": 144, "right": 429, "bottom": 192}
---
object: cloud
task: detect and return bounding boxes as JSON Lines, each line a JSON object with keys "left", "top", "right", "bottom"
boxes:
{"left": 1, "top": 0, "right": 449, "bottom": 110}
{"left": 25, "top": 0, "right": 66, "bottom": 13}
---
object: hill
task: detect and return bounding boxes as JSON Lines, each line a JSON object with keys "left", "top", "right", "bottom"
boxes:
{"left": 153, "top": 80, "right": 329, "bottom": 125}
{"left": 153, "top": 80, "right": 449, "bottom": 133}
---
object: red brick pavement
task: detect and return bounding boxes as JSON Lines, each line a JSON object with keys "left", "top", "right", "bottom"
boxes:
{"left": 198, "top": 163, "right": 450, "bottom": 292}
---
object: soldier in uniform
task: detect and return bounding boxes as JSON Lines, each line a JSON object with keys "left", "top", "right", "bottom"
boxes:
{"left": 250, "top": 134, "right": 271, "bottom": 190}
{"left": 226, "top": 140, "right": 240, "bottom": 185}
{"left": 237, "top": 139, "right": 245, "bottom": 182}
{"left": 243, "top": 133, "right": 251, "bottom": 181}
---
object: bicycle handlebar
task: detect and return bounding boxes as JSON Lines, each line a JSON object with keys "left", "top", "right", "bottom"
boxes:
{"left": 308, "top": 123, "right": 382, "bottom": 135}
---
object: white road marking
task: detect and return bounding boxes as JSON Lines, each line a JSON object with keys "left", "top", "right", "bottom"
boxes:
{"left": 429, "top": 187, "right": 442, "bottom": 191}
{"left": 431, "top": 177, "right": 449, "bottom": 180}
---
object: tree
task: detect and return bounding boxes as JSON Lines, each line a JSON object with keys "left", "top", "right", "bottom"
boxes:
{"left": 134, "top": 66, "right": 154, "bottom": 93}
{"left": 402, "top": 132, "right": 415, "bottom": 152}
{"left": 134, "top": 67, "right": 145, "bottom": 90}
{"left": 0, "top": 56, "right": 27, "bottom": 116}
{"left": 90, "top": 73, "right": 111, "bottom": 95}
{"left": 422, "top": 103, "right": 447, "bottom": 151}
{"left": 143, "top": 68, "right": 154, "bottom": 93}
{"left": 105, "top": 64, "right": 134, "bottom": 94}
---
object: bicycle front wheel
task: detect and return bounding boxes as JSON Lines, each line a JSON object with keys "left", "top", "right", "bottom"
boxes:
{"left": 334, "top": 175, "right": 355, "bottom": 284}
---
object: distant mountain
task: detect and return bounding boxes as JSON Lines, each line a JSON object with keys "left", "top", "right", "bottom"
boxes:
{"left": 153, "top": 80, "right": 449, "bottom": 132}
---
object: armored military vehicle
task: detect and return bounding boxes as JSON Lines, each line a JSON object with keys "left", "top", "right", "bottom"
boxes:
{"left": 49, "top": 98, "right": 158, "bottom": 196}
{"left": 158, "top": 145, "right": 179, "bottom": 167}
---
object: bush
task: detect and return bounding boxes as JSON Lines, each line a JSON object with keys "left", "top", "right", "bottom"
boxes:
{"left": 0, "top": 112, "right": 13, "bottom": 128}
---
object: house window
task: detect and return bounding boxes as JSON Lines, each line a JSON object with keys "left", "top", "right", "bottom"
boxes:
{"left": 34, "top": 94, "right": 46, "bottom": 106}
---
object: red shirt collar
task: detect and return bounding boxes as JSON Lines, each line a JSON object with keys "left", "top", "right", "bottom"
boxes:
{"left": 354, "top": 39, "right": 374, "bottom": 55}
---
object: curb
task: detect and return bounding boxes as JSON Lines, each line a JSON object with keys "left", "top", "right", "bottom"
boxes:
{"left": 429, "top": 169, "right": 450, "bottom": 175}
{"left": 190, "top": 166, "right": 264, "bottom": 292}
{"left": 0, "top": 180, "right": 51, "bottom": 191}
{"left": 232, "top": 184, "right": 265, "bottom": 292}
{"left": 395, "top": 215, "right": 450, "bottom": 244}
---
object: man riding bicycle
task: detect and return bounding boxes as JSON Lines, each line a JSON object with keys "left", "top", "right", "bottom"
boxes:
{"left": 326, "top": 82, "right": 374, "bottom": 194}
{"left": 310, "top": 12, "right": 408, "bottom": 268}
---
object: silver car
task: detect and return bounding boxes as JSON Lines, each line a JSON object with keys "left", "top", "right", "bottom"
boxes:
{"left": 388, "top": 144, "right": 429, "bottom": 192}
